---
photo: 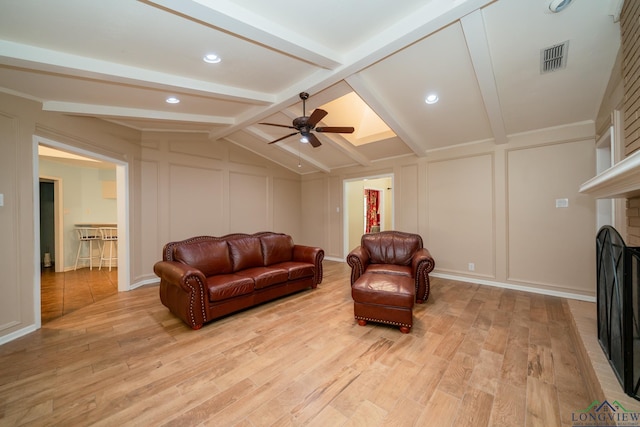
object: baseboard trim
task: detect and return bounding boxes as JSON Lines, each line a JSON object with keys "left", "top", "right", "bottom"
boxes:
{"left": 430, "top": 272, "right": 596, "bottom": 302}
{"left": 130, "top": 278, "right": 159, "bottom": 290}
{"left": 0, "top": 324, "right": 38, "bottom": 346}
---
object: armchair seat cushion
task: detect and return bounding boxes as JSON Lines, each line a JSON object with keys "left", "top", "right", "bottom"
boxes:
{"left": 366, "top": 264, "right": 412, "bottom": 277}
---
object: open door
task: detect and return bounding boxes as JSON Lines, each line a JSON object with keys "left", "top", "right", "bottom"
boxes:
{"left": 344, "top": 175, "right": 393, "bottom": 257}
{"left": 364, "top": 189, "right": 380, "bottom": 233}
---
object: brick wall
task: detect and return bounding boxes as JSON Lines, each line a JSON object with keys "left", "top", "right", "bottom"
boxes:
{"left": 622, "top": 1, "right": 640, "bottom": 244}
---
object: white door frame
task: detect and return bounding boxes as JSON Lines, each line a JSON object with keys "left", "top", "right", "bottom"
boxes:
{"left": 343, "top": 173, "right": 394, "bottom": 258}
{"left": 32, "top": 136, "right": 130, "bottom": 327}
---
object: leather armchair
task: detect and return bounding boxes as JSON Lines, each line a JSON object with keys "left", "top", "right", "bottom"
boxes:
{"left": 347, "top": 230, "right": 435, "bottom": 303}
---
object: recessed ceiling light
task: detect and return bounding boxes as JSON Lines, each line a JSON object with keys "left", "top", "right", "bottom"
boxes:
{"left": 203, "top": 54, "right": 221, "bottom": 64}
{"left": 166, "top": 97, "right": 180, "bottom": 104}
{"left": 425, "top": 94, "right": 439, "bottom": 104}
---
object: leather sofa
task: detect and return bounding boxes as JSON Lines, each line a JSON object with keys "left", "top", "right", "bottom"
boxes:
{"left": 153, "top": 232, "right": 324, "bottom": 329}
{"left": 346, "top": 231, "right": 435, "bottom": 332}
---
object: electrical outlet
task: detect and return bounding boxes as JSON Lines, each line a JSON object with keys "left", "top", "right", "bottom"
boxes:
{"left": 468, "top": 263, "right": 475, "bottom": 271}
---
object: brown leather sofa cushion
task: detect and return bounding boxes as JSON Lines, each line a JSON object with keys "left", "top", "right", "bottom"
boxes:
{"left": 260, "top": 233, "right": 294, "bottom": 265}
{"left": 207, "top": 274, "right": 254, "bottom": 301}
{"left": 237, "top": 266, "right": 289, "bottom": 289}
{"left": 275, "top": 261, "right": 315, "bottom": 280}
{"left": 228, "top": 236, "right": 264, "bottom": 271}
{"left": 362, "top": 232, "right": 422, "bottom": 266}
{"left": 173, "top": 240, "right": 232, "bottom": 276}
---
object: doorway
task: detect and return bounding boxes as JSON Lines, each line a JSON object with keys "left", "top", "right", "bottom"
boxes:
{"left": 343, "top": 174, "right": 394, "bottom": 256}
{"left": 39, "top": 180, "right": 55, "bottom": 270}
{"left": 39, "top": 176, "right": 64, "bottom": 273}
{"left": 33, "top": 136, "right": 129, "bottom": 326}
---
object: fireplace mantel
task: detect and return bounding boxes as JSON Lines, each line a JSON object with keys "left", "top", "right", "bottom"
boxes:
{"left": 580, "top": 148, "right": 640, "bottom": 199}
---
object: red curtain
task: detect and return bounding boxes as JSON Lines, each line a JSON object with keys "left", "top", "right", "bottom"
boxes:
{"left": 365, "top": 189, "right": 380, "bottom": 233}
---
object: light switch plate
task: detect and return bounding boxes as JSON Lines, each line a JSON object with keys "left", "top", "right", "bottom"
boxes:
{"left": 555, "top": 198, "right": 569, "bottom": 208}
{"left": 0, "top": 193, "right": 3, "bottom": 206}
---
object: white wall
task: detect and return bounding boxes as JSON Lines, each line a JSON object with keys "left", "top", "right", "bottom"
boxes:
{"left": 139, "top": 131, "right": 303, "bottom": 288}
{"left": 303, "top": 122, "right": 597, "bottom": 299}
{"left": 39, "top": 158, "right": 117, "bottom": 270}
{"left": 0, "top": 88, "right": 601, "bottom": 345}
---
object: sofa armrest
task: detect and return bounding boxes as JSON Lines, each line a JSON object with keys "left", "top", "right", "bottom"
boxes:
{"left": 346, "top": 246, "right": 370, "bottom": 285}
{"left": 153, "top": 261, "right": 208, "bottom": 329}
{"left": 154, "top": 261, "right": 206, "bottom": 291}
{"left": 293, "top": 245, "right": 325, "bottom": 285}
{"left": 411, "top": 248, "right": 435, "bottom": 303}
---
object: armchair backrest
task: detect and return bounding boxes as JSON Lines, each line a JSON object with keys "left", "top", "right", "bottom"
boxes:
{"left": 361, "top": 231, "right": 423, "bottom": 266}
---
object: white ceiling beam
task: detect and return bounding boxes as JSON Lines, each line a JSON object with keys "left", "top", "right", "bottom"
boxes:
{"left": 210, "top": 0, "right": 496, "bottom": 142}
{"left": 317, "top": 133, "right": 372, "bottom": 168}
{"left": 145, "top": 0, "right": 343, "bottom": 69}
{"left": 42, "top": 101, "right": 235, "bottom": 124}
{"left": 243, "top": 126, "right": 331, "bottom": 173}
{"left": 346, "top": 75, "right": 428, "bottom": 157}
{"left": 0, "top": 40, "right": 274, "bottom": 104}
{"left": 460, "top": 10, "right": 507, "bottom": 144}
{"left": 341, "top": 0, "right": 497, "bottom": 73}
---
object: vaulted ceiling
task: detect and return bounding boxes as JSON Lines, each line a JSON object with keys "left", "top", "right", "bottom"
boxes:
{"left": 0, "top": 0, "right": 622, "bottom": 174}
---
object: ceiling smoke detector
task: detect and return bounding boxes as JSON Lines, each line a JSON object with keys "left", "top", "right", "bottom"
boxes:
{"left": 549, "top": 0, "right": 573, "bottom": 13}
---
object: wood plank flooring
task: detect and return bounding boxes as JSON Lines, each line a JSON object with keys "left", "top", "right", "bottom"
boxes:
{"left": 0, "top": 261, "right": 613, "bottom": 426}
{"left": 40, "top": 267, "right": 118, "bottom": 323}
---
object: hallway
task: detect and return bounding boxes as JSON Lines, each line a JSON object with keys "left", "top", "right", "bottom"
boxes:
{"left": 40, "top": 267, "right": 117, "bottom": 323}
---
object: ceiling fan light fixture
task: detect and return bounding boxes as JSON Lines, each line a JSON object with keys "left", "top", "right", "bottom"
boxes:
{"left": 425, "top": 93, "right": 439, "bottom": 104}
{"left": 203, "top": 53, "right": 221, "bottom": 64}
{"left": 166, "top": 96, "right": 180, "bottom": 104}
{"left": 548, "top": 0, "right": 573, "bottom": 13}
{"left": 259, "top": 92, "right": 355, "bottom": 148}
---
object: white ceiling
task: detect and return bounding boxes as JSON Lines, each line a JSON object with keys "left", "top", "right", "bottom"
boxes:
{"left": 0, "top": 0, "right": 622, "bottom": 174}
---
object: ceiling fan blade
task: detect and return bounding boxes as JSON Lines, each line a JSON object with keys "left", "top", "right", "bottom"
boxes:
{"left": 259, "top": 122, "right": 296, "bottom": 129}
{"left": 307, "top": 133, "right": 322, "bottom": 148}
{"left": 268, "top": 132, "right": 299, "bottom": 144}
{"left": 307, "top": 109, "right": 328, "bottom": 127}
{"left": 315, "top": 126, "right": 355, "bottom": 134}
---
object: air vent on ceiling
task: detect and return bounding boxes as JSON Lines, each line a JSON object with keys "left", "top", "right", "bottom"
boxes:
{"left": 540, "top": 40, "right": 569, "bottom": 74}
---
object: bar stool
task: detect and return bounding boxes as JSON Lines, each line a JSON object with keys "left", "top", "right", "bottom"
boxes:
{"left": 74, "top": 227, "right": 102, "bottom": 270}
{"left": 99, "top": 227, "right": 118, "bottom": 271}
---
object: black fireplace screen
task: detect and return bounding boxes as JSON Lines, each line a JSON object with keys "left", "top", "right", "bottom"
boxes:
{"left": 596, "top": 225, "right": 640, "bottom": 400}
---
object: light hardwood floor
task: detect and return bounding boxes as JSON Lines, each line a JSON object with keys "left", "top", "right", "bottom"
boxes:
{"left": 40, "top": 266, "right": 118, "bottom": 323}
{"left": 0, "top": 261, "right": 620, "bottom": 426}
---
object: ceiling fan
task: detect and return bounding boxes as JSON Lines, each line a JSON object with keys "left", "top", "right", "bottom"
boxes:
{"left": 259, "top": 92, "right": 355, "bottom": 148}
